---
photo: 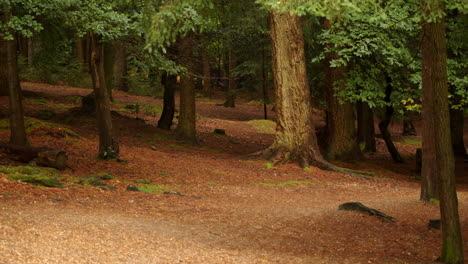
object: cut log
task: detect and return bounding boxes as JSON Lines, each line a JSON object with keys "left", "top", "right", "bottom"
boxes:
{"left": 0, "top": 142, "right": 68, "bottom": 170}
{"left": 36, "top": 150, "right": 67, "bottom": 170}
{"left": 339, "top": 202, "right": 396, "bottom": 223}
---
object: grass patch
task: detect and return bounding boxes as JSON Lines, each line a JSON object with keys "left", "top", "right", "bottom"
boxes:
{"left": 401, "top": 138, "right": 422, "bottom": 147}
{"left": 256, "top": 180, "right": 316, "bottom": 188}
{"left": 153, "top": 133, "right": 175, "bottom": 140}
{"left": 27, "top": 98, "right": 48, "bottom": 105}
{"left": 248, "top": 119, "right": 276, "bottom": 134}
{"left": 264, "top": 162, "right": 274, "bottom": 169}
{"left": 206, "top": 181, "right": 218, "bottom": 185}
{"left": 1, "top": 165, "right": 63, "bottom": 187}
{"left": 169, "top": 144, "right": 188, "bottom": 150}
{"left": 0, "top": 117, "right": 79, "bottom": 138}
{"left": 134, "top": 179, "right": 153, "bottom": 184}
{"left": 76, "top": 173, "right": 115, "bottom": 188}
{"left": 137, "top": 184, "right": 172, "bottom": 194}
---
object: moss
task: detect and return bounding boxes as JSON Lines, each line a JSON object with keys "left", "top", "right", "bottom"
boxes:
{"left": 7, "top": 173, "right": 62, "bottom": 187}
{"left": 137, "top": 184, "right": 172, "bottom": 194}
{"left": 153, "top": 133, "right": 175, "bottom": 140}
{"left": 169, "top": 144, "right": 188, "bottom": 150}
{"left": 134, "top": 179, "right": 153, "bottom": 184}
{"left": 264, "top": 162, "right": 274, "bottom": 169}
{"left": 0, "top": 117, "right": 80, "bottom": 137}
{"left": 0, "top": 165, "right": 58, "bottom": 177}
{"left": 36, "top": 109, "right": 56, "bottom": 120}
{"left": 401, "top": 138, "right": 422, "bottom": 147}
{"left": 77, "top": 173, "right": 115, "bottom": 186}
{"left": 206, "top": 181, "right": 218, "bottom": 185}
{"left": 248, "top": 119, "right": 276, "bottom": 134}
{"left": 256, "top": 180, "right": 316, "bottom": 188}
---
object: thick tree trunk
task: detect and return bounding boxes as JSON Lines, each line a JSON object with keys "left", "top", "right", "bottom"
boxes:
{"left": 0, "top": 39, "right": 8, "bottom": 96}
{"left": 450, "top": 92, "right": 467, "bottom": 157}
{"left": 357, "top": 101, "right": 376, "bottom": 152}
{"left": 323, "top": 19, "right": 361, "bottom": 161}
{"left": 223, "top": 50, "right": 236, "bottom": 107}
{"left": 421, "top": 2, "right": 464, "bottom": 262}
{"left": 1, "top": 7, "right": 27, "bottom": 146}
{"left": 379, "top": 76, "right": 404, "bottom": 163}
{"left": 103, "top": 43, "right": 115, "bottom": 101}
{"left": 265, "top": 11, "right": 332, "bottom": 169}
{"left": 201, "top": 44, "right": 212, "bottom": 97}
{"left": 157, "top": 73, "right": 176, "bottom": 130}
{"left": 175, "top": 35, "right": 198, "bottom": 145}
{"left": 89, "top": 32, "right": 119, "bottom": 159}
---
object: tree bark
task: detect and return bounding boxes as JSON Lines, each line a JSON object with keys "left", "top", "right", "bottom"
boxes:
{"left": 323, "top": 19, "right": 361, "bottom": 161}
{"left": 357, "top": 101, "right": 376, "bottom": 152}
{"left": 449, "top": 91, "right": 467, "bottom": 157}
{"left": 421, "top": 1, "right": 464, "bottom": 262}
{"left": 1, "top": 6, "right": 27, "bottom": 146}
{"left": 158, "top": 73, "right": 176, "bottom": 130}
{"left": 201, "top": 44, "right": 212, "bottom": 97}
{"left": 0, "top": 39, "right": 8, "bottom": 96}
{"left": 223, "top": 50, "right": 236, "bottom": 107}
{"left": 113, "top": 41, "right": 128, "bottom": 92}
{"left": 89, "top": 32, "right": 119, "bottom": 159}
{"left": 264, "top": 11, "right": 332, "bottom": 169}
{"left": 175, "top": 35, "right": 198, "bottom": 145}
{"left": 379, "top": 75, "right": 404, "bottom": 163}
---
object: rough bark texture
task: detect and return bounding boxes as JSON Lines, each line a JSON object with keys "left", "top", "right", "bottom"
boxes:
{"left": 223, "top": 50, "right": 236, "bottom": 108}
{"left": 89, "top": 32, "right": 119, "bottom": 159}
{"left": 0, "top": 39, "right": 8, "bottom": 96}
{"left": 421, "top": 2, "right": 464, "bottom": 263}
{"left": 357, "top": 101, "right": 376, "bottom": 152}
{"left": 449, "top": 92, "right": 466, "bottom": 157}
{"left": 157, "top": 74, "right": 176, "bottom": 130}
{"left": 175, "top": 36, "right": 198, "bottom": 145}
{"left": 262, "top": 46, "right": 269, "bottom": 120}
{"left": 265, "top": 11, "right": 331, "bottom": 169}
{"left": 104, "top": 42, "right": 115, "bottom": 101}
{"left": 379, "top": 76, "right": 404, "bottom": 163}
{"left": 323, "top": 20, "right": 361, "bottom": 161}
{"left": 2, "top": 7, "right": 27, "bottom": 146}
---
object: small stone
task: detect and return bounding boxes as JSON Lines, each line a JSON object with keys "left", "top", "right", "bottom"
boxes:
{"left": 126, "top": 185, "right": 140, "bottom": 192}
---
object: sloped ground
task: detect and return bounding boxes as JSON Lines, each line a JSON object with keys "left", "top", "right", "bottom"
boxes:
{"left": 0, "top": 82, "right": 467, "bottom": 264}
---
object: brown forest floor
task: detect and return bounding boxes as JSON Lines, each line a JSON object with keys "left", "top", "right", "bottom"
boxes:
{"left": 0, "top": 82, "right": 467, "bottom": 264}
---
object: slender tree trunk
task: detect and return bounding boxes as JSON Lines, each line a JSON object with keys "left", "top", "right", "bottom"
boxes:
{"left": 103, "top": 42, "right": 116, "bottom": 101}
{"left": 27, "top": 38, "right": 33, "bottom": 66}
{"left": 450, "top": 91, "right": 466, "bottom": 157}
{"left": 89, "top": 32, "right": 119, "bottom": 159}
{"left": 357, "top": 101, "right": 376, "bottom": 152}
{"left": 76, "top": 36, "right": 85, "bottom": 71}
{"left": 2, "top": 6, "right": 27, "bottom": 146}
{"left": 201, "top": 44, "right": 212, "bottom": 97}
{"left": 223, "top": 50, "right": 236, "bottom": 107}
{"left": 262, "top": 45, "right": 269, "bottom": 120}
{"left": 421, "top": 2, "right": 464, "bottom": 262}
{"left": 175, "top": 35, "right": 197, "bottom": 145}
{"left": 379, "top": 75, "right": 404, "bottom": 163}
{"left": 264, "top": 11, "right": 332, "bottom": 169}
{"left": 158, "top": 73, "right": 176, "bottom": 130}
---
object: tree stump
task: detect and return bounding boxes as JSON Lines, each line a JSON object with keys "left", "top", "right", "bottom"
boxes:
{"left": 36, "top": 150, "right": 68, "bottom": 170}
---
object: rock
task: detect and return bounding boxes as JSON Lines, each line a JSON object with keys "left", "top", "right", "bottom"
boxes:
{"left": 429, "top": 219, "right": 440, "bottom": 230}
{"left": 126, "top": 185, "right": 140, "bottom": 192}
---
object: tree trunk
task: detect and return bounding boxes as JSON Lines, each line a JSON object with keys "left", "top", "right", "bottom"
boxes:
{"left": 1, "top": 6, "right": 27, "bottom": 146}
{"left": 262, "top": 45, "right": 269, "bottom": 120}
{"left": 0, "top": 39, "right": 8, "bottom": 96}
{"left": 175, "top": 35, "right": 198, "bottom": 145}
{"left": 378, "top": 75, "right": 404, "bottom": 163}
{"left": 323, "top": 19, "right": 361, "bottom": 161}
{"left": 158, "top": 73, "right": 176, "bottom": 130}
{"left": 76, "top": 36, "right": 85, "bottom": 71}
{"left": 357, "top": 101, "right": 376, "bottom": 152}
{"left": 450, "top": 91, "right": 466, "bottom": 157}
{"left": 223, "top": 50, "right": 236, "bottom": 107}
{"left": 27, "top": 38, "right": 33, "bottom": 66}
{"left": 89, "top": 32, "right": 119, "bottom": 159}
{"left": 201, "top": 44, "right": 212, "bottom": 97}
{"left": 103, "top": 43, "right": 115, "bottom": 101}
{"left": 264, "top": 11, "right": 332, "bottom": 169}
{"left": 113, "top": 41, "right": 128, "bottom": 92}
{"left": 421, "top": 1, "right": 464, "bottom": 262}
{"left": 402, "top": 118, "right": 417, "bottom": 136}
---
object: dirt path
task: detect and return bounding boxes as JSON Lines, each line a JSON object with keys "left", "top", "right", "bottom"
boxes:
{"left": 0, "top": 82, "right": 467, "bottom": 263}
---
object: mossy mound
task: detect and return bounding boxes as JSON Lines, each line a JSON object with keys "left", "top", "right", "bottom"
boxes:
{"left": 0, "top": 117, "right": 80, "bottom": 138}
{"left": 1, "top": 165, "right": 63, "bottom": 187}
{"left": 76, "top": 173, "right": 116, "bottom": 190}
{"left": 248, "top": 119, "right": 276, "bottom": 134}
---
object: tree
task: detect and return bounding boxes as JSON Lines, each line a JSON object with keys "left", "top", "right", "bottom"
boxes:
{"left": 357, "top": 101, "right": 376, "bottom": 152}
{"left": 157, "top": 73, "right": 177, "bottom": 130}
{"left": 323, "top": 18, "right": 361, "bottom": 161}
{"left": 420, "top": 0, "right": 464, "bottom": 262}
{"left": 263, "top": 10, "right": 331, "bottom": 169}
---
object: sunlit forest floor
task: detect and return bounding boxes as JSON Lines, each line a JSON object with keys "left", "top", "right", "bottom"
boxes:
{"left": 0, "top": 82, "right": 467, "bottom": 264}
